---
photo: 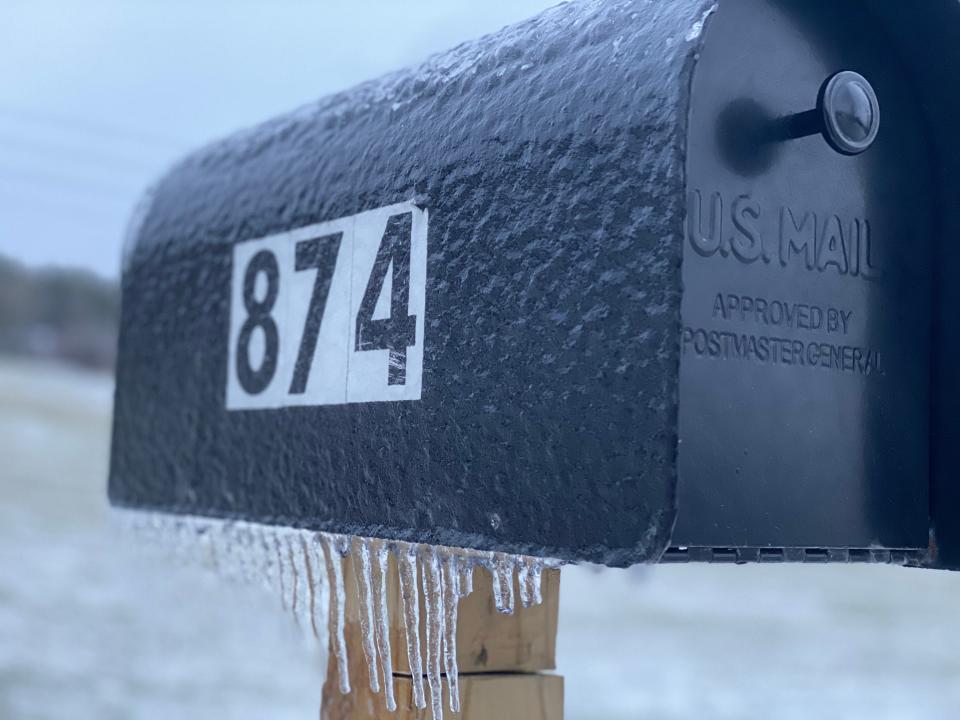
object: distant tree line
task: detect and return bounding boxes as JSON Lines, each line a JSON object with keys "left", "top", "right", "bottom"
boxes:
{"left": 0, "top": 254, "right": 119, "bottom": 370}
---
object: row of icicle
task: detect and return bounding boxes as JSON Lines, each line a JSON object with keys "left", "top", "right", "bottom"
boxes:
{"left": 119, "top": 511, "right": 555, "bottom": 720}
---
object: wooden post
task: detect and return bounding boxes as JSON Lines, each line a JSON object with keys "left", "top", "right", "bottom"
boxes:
{"left": 322, "top": 552, "right": 563, "bottom": 720}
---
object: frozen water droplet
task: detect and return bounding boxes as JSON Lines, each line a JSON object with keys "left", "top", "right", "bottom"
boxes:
{"left": 685, "top": 3, "right": 718, "bottom": 42}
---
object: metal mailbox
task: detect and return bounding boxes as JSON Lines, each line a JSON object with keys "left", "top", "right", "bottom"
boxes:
{"left": 109, "top": 0, "right": 960, "bottom": 568}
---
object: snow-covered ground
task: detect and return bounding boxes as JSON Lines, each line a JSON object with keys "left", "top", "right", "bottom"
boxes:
{"left": 2, "top": 356, "right": 960, "bottom": 719}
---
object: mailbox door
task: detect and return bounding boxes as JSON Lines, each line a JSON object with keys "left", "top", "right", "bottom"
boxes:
{"left": 674, "top": 0, "right": 934, "bottom": 556}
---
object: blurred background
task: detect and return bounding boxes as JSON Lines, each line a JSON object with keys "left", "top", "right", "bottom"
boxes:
{"left": 2, "top": 1, "right": 960, "bottom": 718}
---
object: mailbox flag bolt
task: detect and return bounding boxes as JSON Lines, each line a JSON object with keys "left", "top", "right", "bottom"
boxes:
{"left": 778, "top": 71, "right": 880, "bottom": 155}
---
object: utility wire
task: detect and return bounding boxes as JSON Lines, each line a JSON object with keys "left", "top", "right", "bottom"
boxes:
{"left": 0, "top": 163, "right": 144, "bottom": 206}
{"left": 0, "top": 102, "right": 191, "bottom": 154}
{"left": 0, "top": 184, "right": 123, "bottom": 222}
{"left": 0, "top": 131, "right": 175, "bottom": 175}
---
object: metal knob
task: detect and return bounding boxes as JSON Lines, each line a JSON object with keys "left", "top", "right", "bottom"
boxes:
{"left": 782, "top": 71, "right": 880, "bottom": 155}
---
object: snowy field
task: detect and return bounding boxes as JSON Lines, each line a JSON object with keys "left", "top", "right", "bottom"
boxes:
{"left": 2, "top": 356, "right": 960, "bottom": 719}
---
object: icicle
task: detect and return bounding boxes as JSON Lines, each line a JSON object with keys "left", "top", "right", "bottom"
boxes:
{"left": 529, "top": 559, "right": 544, "bottom": 606}
{"left": 285, "top": 533, "right": 303, "bottom": 625}
{"left": 206, "top": 523, "right": 225, "bottom": 574}
{"left": 517, "top": 556, "right": 544, "bottom": 608}
{"left": 352, "top": 538, "right": 382, "bottom": 694}
{"left": 114, "top": 508, "right": 567, "bottom": 713}
{"left": 441, "top": 552, "right": 461, "bottom": 713}
{"left": 372, "top": 540, "right": 397, "bottom": 712}
{"left": 489, "top": 553, "right": 515, "bottom": 614}
{"left": 489, "top": 554, "right": 504, "bottom": 612}
{"left": 458, "top": 558, "right": 474, "bottom": 597}
{"left": 290, "top": 532, "right": 316, "bottom": 629}
{"left": 250, "top": 526, "right": 269, "bottom": 583}
{"left": 421, "top": 547, "right": 444, "bottom": 720}
{"left": 255, "top": 525, "right": 278, "bottom": 594}
{"left": 273, "top": 531, "right": 289, "bottom": 612}
{"left": 320, "top": 533, "right": 351, "bottom": 694}
{"left": 308, "top": 535, "right": 333, "bottom": 666}
{"left": 230, "top": 523, "right": 256, "bottom": 585}
{"left": 517, "top": 557, "right": 532, "bottom": 608}
{"left": 397, "top": 544, "right": 426, "bottom": 709}
{"left": 195, "top": 521, "right": 213, "bottom": 567}
{"left": 221, "top": 522, "right": 244, "bottom": 583}
{"left": 300, "top": 535, "right": 320, "bottom": 639}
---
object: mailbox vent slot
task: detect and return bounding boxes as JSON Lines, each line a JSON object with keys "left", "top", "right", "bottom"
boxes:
{"left": 662, "top": 547, "right": 927, "bottom": 565}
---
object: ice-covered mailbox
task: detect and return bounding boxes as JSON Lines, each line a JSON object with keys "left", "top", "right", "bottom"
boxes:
{"left": 111, "top": 0, "right": 960, "bottom": 623}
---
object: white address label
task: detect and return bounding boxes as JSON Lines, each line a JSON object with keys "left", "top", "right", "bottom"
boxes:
{"left": 226, "top": 201, "right": 427, "bottom": 409}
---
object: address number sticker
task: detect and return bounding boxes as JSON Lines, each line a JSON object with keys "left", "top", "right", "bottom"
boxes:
{"left": 226, "top": 201, "right": 427, "bottom": 409}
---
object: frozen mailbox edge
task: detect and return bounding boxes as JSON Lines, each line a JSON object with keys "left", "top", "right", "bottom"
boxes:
{"left": 108, "top": 0, "right": 960, "bottom": 569}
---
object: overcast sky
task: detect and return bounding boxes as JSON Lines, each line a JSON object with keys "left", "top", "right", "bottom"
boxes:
{"left": 0, "top": 0, "right": 559, "bottom": 278}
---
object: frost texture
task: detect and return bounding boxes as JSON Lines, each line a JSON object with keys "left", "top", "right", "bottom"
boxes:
{"left": 119, "top": 510, "right": 559, "bottom": 718}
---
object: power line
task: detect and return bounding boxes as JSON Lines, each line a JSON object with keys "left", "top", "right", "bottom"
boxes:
{"left": 0, "top": 102, "right": 192, "bottom": 154}
{"left": 0, "top": 130, "right": 175, "bottom": 176}
{"left": 0, "top": 185, "right": 123, "bottom": 223}
{"left": 0, "top": 163, "right": 143, "bottom": 203}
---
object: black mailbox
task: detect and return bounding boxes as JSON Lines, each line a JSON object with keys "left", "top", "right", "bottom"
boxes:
{"left": 109, "top": 0, "right": 960, "bottom": 569}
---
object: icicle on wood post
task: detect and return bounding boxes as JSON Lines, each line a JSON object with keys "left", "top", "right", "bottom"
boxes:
{"left": 398, "top": 544, "right": 427, "bottom": 709}
{"left": 320, "top": 540, "right": 563, "bottom": 720}
{"left": 117, "top": 512, "right": 563, "bottom": 719}
{"left": 372, "top": 540, "right": 397, "bottom": 712}
{"left": 321, "top": 532, "right": 351, "bottom": 695}
{"left": 353, "top": 537, "right": 382, "bottom": 695}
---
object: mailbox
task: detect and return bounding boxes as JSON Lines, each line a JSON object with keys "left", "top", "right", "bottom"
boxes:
{"left": 109, "top": 0, "right": 960, "bottom": 569}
